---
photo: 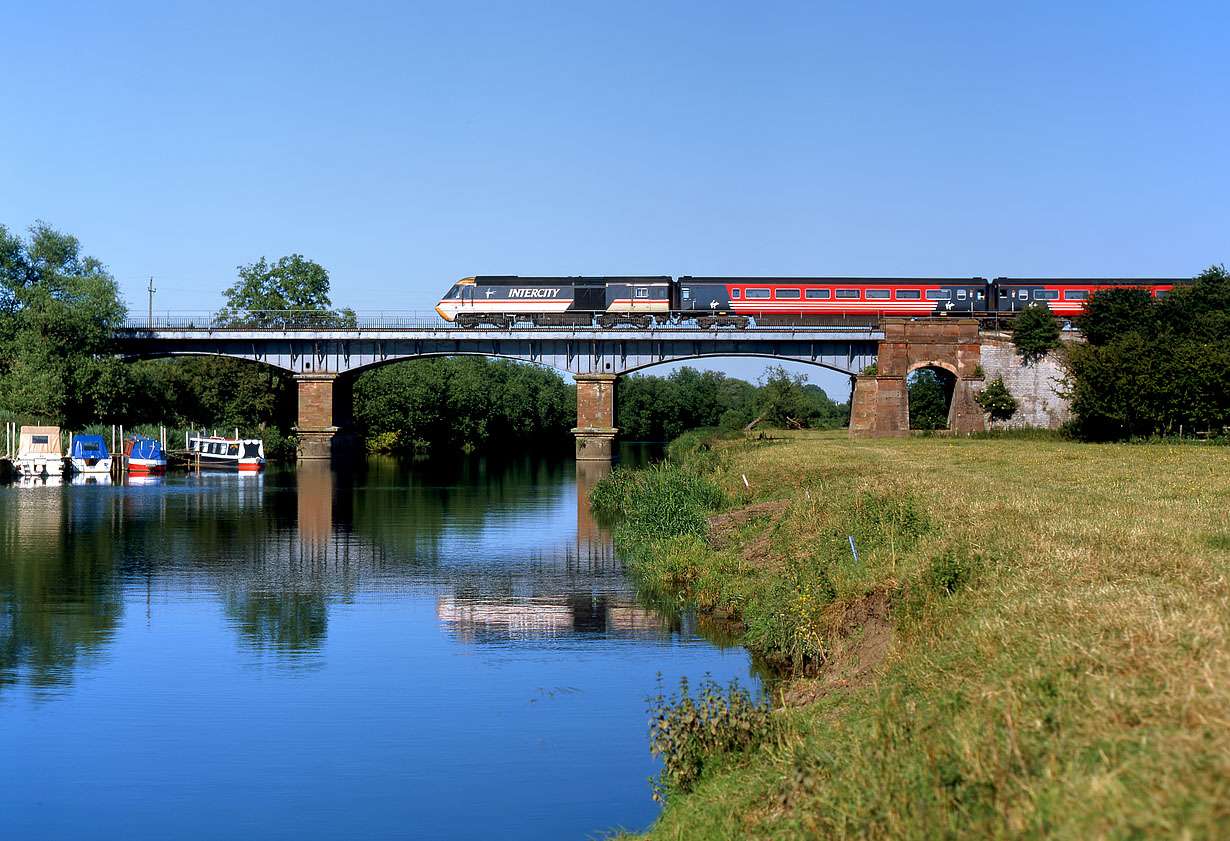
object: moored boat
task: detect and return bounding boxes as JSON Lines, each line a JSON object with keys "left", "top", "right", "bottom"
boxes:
{"left": 123, "top": 435, "right": 167, "bottom": 474}
{"left": 187, "top": 433, "right": 265, "bottom": 471}
{"left": 15, "top": 426, "right": 65, "bottom": 478}
{"left": 69, "top": 434, "right": 113, "bottom": 475}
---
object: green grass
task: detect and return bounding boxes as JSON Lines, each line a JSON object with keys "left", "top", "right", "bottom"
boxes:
{"left": 597, "top": 430, "right": 1230, "bottom": 840}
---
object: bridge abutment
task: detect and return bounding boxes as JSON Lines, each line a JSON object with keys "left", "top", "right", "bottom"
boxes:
{"left": 572, "top": 374, "right": 618, "bottom": 461}
{"left": 294, "top": 373, "right": 343, "bottom": 460}
{"left": 849, "top": 319, "right": 985, "bottom": 438}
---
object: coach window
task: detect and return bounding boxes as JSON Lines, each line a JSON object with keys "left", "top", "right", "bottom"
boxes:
{"left": 804, "top": 289, "right": 830, "bottom": 299}
{"left": 653, "top": 287, "right": 667, "bottom": 298}
{"left": 682, "top": 288, "right": 691, "bottom": 300}
{"left": 866, "top": 289, "right": 890, "bottom": 299}
{"left": 746, "top": 288, "right": 770, "bottom": 299}
{"left": 896, "top": 289, "right": 921, "bottom": 300}
{"left": 1034, "top": 290, "right": 1058, "bottom": 300}
{"left": 635, "top": 287, "right": 649, "bottom": 298}
{"left": 774, "top": 288, "right": 800, "bottom": 299}
{"left": 731, "top": 289, "right": 740, "bottom": 299}
{"left": 835, "top": 289, "right": 860, "bottom": 299}
{"left": 925, "top": 290, "right": 950, "bottom": 300}
{"left": 1154, "top": 289, "right": 1169, "bottom": 298}
{"left": 1064, "top": 290, "right": 1089, "bottom": 301}
{"left": 957, "top": 289, "right": 967, "bottom": 299}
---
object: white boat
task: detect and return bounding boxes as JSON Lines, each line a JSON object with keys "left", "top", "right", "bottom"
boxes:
{"left": 187, "top": 432, "right": 265, "bottom": 471}
{"left": 69, "top": 434, "right": 113, "bottom": 475}
{"left": 14, "top": 426, "right": 65, "bottom": 478}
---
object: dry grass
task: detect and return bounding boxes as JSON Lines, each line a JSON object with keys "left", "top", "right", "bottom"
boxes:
{"left": 626, "top": 431, "right": 1230, "bottom": 840}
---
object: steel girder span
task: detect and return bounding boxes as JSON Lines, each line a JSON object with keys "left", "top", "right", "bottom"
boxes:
{"left": 112, "top": 327, "right": 883, "bottom": 377}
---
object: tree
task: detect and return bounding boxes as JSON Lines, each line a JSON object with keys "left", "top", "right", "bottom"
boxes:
{"left": 1011, "top": 303, "right": 1062, "bottom": 365}
{"left": 748, "top": 366, "right": 845, "bottom": 430}
{"left": 352, "top": 356, "right": 573, "bottom": 453}
{"left": 975, "top": 375, "right": 1018, "bottom": 428}
{"left": 218, "top": 254, "right": 353, "bottom": 327}
{"left": 1064, "top": 265, "right": 1230, "bottom": 439}
{"left": 908, "top": 369, "right": 950, "bottom": 430}
{"left": 0, "top": 221, "right": 126, "bottom": 426}
{"left": 617, "top": 368, "right": 751, "bottom": 440}
{"left": 1077, "top": 286, "right": 1155, "bottom": 346}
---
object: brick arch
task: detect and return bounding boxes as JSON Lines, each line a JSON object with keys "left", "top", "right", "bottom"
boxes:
{"left": 907, "top": 359, "right": 958, "bottom": 377}
{"left": 849, "top": 319, "right": 985, "bottom": 437}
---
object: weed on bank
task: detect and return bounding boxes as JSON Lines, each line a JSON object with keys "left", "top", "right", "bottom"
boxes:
{"left": 594, "top": 430, "right": 1230, "bottom": 840}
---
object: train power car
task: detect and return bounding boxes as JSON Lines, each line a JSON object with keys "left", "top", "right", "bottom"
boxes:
{"left": 435, "top": 276, "right": 1187, "bottom": 327}
{"left": 435, "top": 276, "right": 672, "bottom": 328}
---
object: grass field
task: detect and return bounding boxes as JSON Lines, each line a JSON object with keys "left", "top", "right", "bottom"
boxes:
{"left": 597, "top": 430, "right": 1230, "bottom": 840}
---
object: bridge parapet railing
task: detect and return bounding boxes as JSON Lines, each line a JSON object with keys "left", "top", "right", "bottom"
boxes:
{"left": 122, "top": 311, "right": 445, "bottom": 331}
{"left": 119, "top": 310, "right": 886, "bottom": 333}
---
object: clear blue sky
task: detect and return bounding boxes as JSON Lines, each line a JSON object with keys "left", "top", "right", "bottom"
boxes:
{"left": 3, "top": 1, "right": 1226, "bottom": 397}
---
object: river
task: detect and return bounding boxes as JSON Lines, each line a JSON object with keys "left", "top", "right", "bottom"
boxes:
{"left": 0, "top": 449, "right": 757, "bottom": 840}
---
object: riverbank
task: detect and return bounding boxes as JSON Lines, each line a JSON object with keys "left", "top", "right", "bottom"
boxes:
{"left": 598, "top": 430, "right": 1229, "bottom": 840}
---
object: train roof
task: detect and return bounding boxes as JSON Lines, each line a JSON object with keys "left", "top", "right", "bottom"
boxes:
{"left": 473, "top": 275, "right": 672, "bottom": 285}
{"left": 993, "top": 277, "right": 1188, "bottom": 286}
{"left": 678, "top": 276, "right": 987, "bottom": 285}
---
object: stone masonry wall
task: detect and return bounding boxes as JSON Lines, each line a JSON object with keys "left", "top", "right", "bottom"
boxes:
{"left": 297, "top": 377, "right": 335, "bottom": 429}
{"left": 978, "top": 334, "right": 1072, "bottom": 430}
{"left": 574, "top": 374, "right": 616, "bottom": 429}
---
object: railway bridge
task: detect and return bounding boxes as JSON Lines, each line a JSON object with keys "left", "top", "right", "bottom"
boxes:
{"left": 113, "top": 316, "right": 986, "bottom": 459}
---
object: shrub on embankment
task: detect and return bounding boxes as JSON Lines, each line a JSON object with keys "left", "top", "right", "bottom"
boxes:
{"left": 597, "top": 430, "right": 1230, "bottom": 840}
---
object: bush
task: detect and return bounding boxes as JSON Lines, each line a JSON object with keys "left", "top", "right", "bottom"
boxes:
{"left": 974, "top": 375, "right": 1018, "bottom": 426}
{"left": 1064, "top": 266, "right": 1230, "bottom": 440}
{"left": 1011, "top": 303, "right": 1062, "bottom": 364}
{"left": 647, "top": 673, "right": 772, "bottom": 803}
{"left": 590, "top": 461, "right": 726, "bottom": 541}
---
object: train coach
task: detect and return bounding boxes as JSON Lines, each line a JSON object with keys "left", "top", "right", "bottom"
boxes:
{"left": 435, "top": 276, "right": 1184, "bottom": 328}
{"left": 993, "top": 278, "right": 1178, "bottom": 317}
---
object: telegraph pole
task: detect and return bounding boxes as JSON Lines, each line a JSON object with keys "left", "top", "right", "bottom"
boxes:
{"left": 148, "top": 277, "right": 156, "bottom": 327}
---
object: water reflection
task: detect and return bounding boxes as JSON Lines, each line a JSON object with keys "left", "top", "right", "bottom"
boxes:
{"left": 0, "top": 485, "right": 122, "bottom": 695}
{"left": 0, "top": 448, "right": 748, "bottom": 840}
{"left": 0, "top": 449, "right": 685, "bottom": 691}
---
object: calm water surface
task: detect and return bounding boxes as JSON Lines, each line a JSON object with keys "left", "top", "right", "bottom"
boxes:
{"left": 0, "top": 450, "right": 756, "bottom": 840}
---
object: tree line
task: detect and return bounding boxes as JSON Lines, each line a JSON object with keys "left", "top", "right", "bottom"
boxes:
{"left": 1064, "top": 265, "right": 1229, "bottom": 439}
{"left": 617, "top": 366, "right": 849, "bottom": 440}
{"left": 989, "top": 266, "right": 1228, "bottom": 439}
{"left": 3, "top": 221, "right": 851, "bottom": 456}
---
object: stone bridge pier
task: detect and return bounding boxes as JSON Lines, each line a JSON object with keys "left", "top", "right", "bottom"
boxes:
{"left": 573, "top": 374, "right": 618, "bottom": 461}
{"left": 293, "top": 373, "right": 353, "bottom": 459}
{"left": 849, "top": 319, "right": 985, "bottom": 437}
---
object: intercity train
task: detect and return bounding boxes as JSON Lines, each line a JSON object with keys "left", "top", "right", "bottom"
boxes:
{"left": 435, "top": 276, "right": 1182, "bottom": 328}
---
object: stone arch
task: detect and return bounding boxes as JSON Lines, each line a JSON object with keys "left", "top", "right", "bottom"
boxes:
{"left": 905, "top": 364, "right": 958, "bottom": 431}
{"left": 849, "top": 319, "right": 985, "bottom": 438}
{"left": 906, "top": 359, "right": 958, "bottom": 378}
